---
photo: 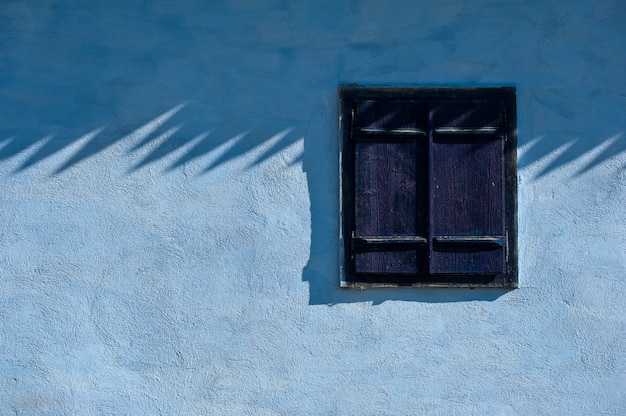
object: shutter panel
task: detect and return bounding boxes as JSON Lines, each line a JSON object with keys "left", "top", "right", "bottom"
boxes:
{"left": 354, "top": 142, "right": 418, "bottom": 239}
{"left": 429, "top": 101, "right": 506, "bottom": 274}
{"left": 340, "top": 86, "right": 517, "bottom": 287}
{"left": 352, "top": 100, "right": 428, "bottom": 275}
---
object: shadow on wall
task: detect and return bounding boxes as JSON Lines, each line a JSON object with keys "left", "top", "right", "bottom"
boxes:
{"left": 2, "top": 99, "right": 625, "bottom": 305}
{"left": 519, "top": 132, "right": 626, "bottom": 178}
{"left": 0, "top": 102, "right": 304, "bottom": 176}
{"left": 4, "top": 97, "right": 624, "bottom": 179}
{"left": 301, "top": 95, "right": 626, "bottom": 305}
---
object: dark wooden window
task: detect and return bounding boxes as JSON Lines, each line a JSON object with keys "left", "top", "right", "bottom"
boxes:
{"left": 340, "top": 86, "right": 517, "bottom": 288}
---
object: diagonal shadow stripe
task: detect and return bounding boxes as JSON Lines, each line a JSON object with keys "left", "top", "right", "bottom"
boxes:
{"left": 247, "top": 128, "right": 299, "bottom": 168}
{"left": 202, "top": 131, "right": 257, "bottom": 172}
{"left": 165, "top": 130, "right": 215, "bottom": 172}
{"left": 54, "top": 103, "right": 187, "bottom": 174}
{"left": 130, "top": 124, "right": 184, "bottom": 171}
{"left": 129, "top": 103, "right": 187, "bottom": 152}
{"left": 1, "top": 135, "right": 44, "bottom": 163}
{"left": 200, "top": 131, "right": 252, "bottom": 173}
{"left": 0, "top": 136, "right": 42, "bottom": 162}
{"left": 575, "top": 133, "right": 626, "bottom": 175}
{"left": 17, "top": 129, "right": 104, "bottom": 172}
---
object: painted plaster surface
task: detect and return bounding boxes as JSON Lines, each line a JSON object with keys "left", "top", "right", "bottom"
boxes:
{"left": 1, "top": 1, "right": 625, "bottom": 414}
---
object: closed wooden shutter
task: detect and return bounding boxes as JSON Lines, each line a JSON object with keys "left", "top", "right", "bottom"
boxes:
{"left": 340, "top": 87, "right": 517, "bottom": 288}
{"left": 352, "top": 100, "right": 428, "bottom": 275}
{"left": 429, "top": 100, "right": 506, "bottom": 275}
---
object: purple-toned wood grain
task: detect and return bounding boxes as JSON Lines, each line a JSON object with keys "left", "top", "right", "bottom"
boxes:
{"left": 431, "top": 136, "right": 504, "bottom": 236}
{"left": 349, "top": 97, "right": 509, "bottom": 276}
{"left": 429, "top": 101, "right": 506, "bottom": 274}
{"left": 430, "top": 133, "right": 505, "bottom": 274}
{"left": 430, "top": 244, "right": 505, "bottom": 275}
{"left": 353, "top": 140, "right": 428, "bottom": 274}
{"left": 355, "top": 142, "right": 419, "bottom": 237}
{"left": 352, "top": 100, "right": 429, "bottom": 274}
{"left": 355, "top": 250, "right": 418, "bottom": 274}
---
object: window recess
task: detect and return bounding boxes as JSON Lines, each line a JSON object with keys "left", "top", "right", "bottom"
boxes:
{"left": 340, "top": 86, "right": 517, "bottom": 288}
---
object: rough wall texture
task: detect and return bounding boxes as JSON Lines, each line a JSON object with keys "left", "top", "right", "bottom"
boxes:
{"left": 1, "top": 1, "right": 625, "bottom": 414}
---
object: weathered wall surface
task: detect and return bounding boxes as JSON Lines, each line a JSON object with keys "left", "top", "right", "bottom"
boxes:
{"left": 1, "top": 1, "right": 624, "bottom": 414}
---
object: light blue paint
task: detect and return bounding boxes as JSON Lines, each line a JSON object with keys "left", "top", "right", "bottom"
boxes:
{"left": 1, "top": 1, "right": 625, "bottom": 414}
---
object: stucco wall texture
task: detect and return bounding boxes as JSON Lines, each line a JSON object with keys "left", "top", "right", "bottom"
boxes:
{"left": 1, "top": 1, "right": 625, "bottom": 415}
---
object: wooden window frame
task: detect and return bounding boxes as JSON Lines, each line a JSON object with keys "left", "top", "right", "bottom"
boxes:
{"left": 339, "top": 86, "right": 518, "bottom": 288}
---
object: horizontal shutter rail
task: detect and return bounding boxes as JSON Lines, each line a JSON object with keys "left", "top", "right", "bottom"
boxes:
{"left": 354, "top": 236, "right": 428, "bottom": 246}
{"left": 433, "top": 236, "right": 506, "bottom": 246}
{"left": 434, "top": 127, "right": 500, "bottom": 135}
{"left": 357, "top": 127, "right": 427, "bottom": 136}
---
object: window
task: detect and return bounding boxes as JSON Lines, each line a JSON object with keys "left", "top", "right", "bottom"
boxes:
{"left": 340, "top": 86, "right": 517, "bottom": 288}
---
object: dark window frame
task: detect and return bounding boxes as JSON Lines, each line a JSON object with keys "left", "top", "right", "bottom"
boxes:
{"left": 340, "top": 86, "right": 518, "bottom": 288}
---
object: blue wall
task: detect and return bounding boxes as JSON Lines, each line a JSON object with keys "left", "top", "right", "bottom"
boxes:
{"left": 1, "top": 1, "right": 625, "bottom": 414}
